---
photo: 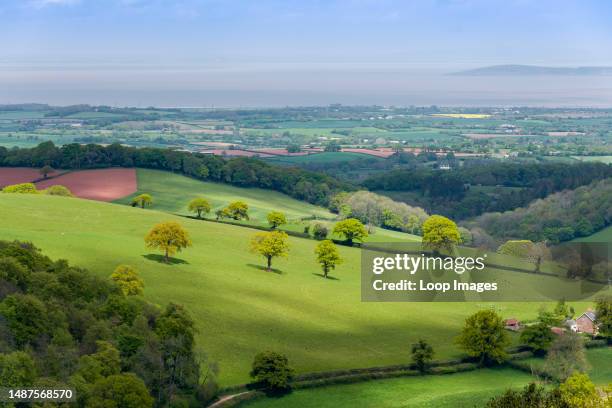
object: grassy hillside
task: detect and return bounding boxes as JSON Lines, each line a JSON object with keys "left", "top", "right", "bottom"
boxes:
{"left": 573, "top": 225, "right": 612, "bottom": 243}
{"left": 245, "top": 368, "right": 533, "bottom": 408}
{"left": 0, "top": 195, "right": 600, "bottom": 385}
{"left": 116, "top": 168, "right": 422, "bottom": 243}
{"left": 115, "top": 168, "right": 334, "bottom": 221}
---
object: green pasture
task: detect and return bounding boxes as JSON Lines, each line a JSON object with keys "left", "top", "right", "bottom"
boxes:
{"left": 115, "top": 168, "right": 334, "bottom": 222}
{"left": 0, "top": 194, "right": 600, "bottom": 385}
{"left": 572, "top": 156, "right": 612, "bottom": 164}
{"left": 245, "top": 368, "right": 534, "bottom": 408}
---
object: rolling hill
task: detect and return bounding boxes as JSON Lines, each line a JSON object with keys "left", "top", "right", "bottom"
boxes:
{"left": 0, "top": 194, "right": 604, "bottom": 386}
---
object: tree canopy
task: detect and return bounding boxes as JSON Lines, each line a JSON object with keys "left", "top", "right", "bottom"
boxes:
{"left": 131, "top": 193, "right": 153, "bottom": 209}
{"left": 267, "top": 211, "right": 287, "bottom": 229}
{"left": 144, "top": 221, "right": 192, "bottom": 263}
{"left": 250, "top": 231, "right": 290, "bottom": 271}
{"left": 455, "top": 310, "right": 509, "bottom": 366}
{"left": 314, "top": 240, "right": 342, "bottom": 279}
{"left": 188, "top": 197, "right": 211, "bottom": 218}
{"left": 332, "top": 218, "right": 368, "bottom": 245}
{"left": 422, "top": 215, "right": 461, "bottom": 254}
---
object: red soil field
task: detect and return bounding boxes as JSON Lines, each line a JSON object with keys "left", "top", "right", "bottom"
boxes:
{"left": 0, "top": 167, "right": 59, "bottom": 187}
{"left": 197, "top": 149, "right": 275, "bottom": 158}
{"left": 35, "top": 168, "right": 137, "bottom": 202}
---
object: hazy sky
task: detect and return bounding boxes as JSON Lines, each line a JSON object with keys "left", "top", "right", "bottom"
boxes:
{"left": 1, "top": 0, "right": 612, "bottom": 106}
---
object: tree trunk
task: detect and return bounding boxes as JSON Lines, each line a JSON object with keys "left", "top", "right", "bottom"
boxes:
{"left": 323, "top": 267, "right": 328, "bottom": 278}
{"left": 165, "top": 248, "right": 169, "bottom": 263}
{"left": 267, "top": 256, "right": 272, "bottom": 271}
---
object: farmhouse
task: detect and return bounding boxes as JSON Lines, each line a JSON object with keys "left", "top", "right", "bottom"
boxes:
{"left": 565, "top": 319, "right": 578, "bottom": 332}
{"left": 504, "top": 318, "right": 520, "bottom": 331}
{"left": 576, "top": 311, "right": 598, "bottom": 335}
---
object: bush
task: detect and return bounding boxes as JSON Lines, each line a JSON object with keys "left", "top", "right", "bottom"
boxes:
{"left": 2, "top": 183, "right": 38, "bottom": 194}
{"left": 310, "top": 223, "right": 329, "bottom": 240}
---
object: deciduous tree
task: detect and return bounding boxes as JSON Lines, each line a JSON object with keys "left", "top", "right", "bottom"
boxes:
{"left": 250, "top": 231, "right": 289, "bottom": 271}
{"left": 411, "top": 339, "right": 434, "bottom": 374}
{"left": 110, "top": 265, "right": 144, "bottom": 296}
{"left": 544, "top": 332, "right": 588, "bottom": 382}
{"left": 332, "top": 218, "right": 368, "bottom": 246}
{"left": 250, "top": 351, "right": 294, "bottom": 393}
{"left": 144, "top": 221, "right": 192, "bottom": 263}
{"left": 188, "top": 197, "right": 211, "bottom": 219}
{"left": 267, "top": 211, "right": 287, "bottom": 229}
{"left": 422, "top": 215, "right": 461, "bottom": 254}
{"left": 131, "top": 193, "right": 153, "bottom": 209}
{"left": 225, "top": 201, "right": 249, "bottom": 220}
{"left": 456, "top": 310, "right": 509, "bottom": 366}
{"left": 39, "top": 165, "right": 54, "bottom": 179}
{"left": 314, "top": 240, "right": 342, "bottom": 278}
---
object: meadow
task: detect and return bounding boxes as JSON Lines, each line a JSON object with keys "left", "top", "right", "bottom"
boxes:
{"left": 115, "top": 168, "right": 334, "bottom": 221}
{"left": 0, "top": 194, "right": 599, "bottom": 386}
{"left": 245, "top": 368, "right": 533, "bottom": 408}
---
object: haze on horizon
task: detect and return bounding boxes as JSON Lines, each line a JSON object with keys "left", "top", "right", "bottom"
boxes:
{"left": 2, "top": 0, "right": 612, "bottom": 107}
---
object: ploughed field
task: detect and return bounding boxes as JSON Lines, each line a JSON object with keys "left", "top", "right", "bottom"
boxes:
{"left": 0, "top": 194, "right": 600, "bottom": 386}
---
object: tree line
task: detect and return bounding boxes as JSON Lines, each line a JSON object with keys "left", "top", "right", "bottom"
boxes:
{"left": 0, "top": 141, "right": 349, "bottom": 206}
{"left": 362, "top": 161, "right": 612, "bottom": 220}
{"left": 467, "top": 178, "right": 612, "bottom": 244}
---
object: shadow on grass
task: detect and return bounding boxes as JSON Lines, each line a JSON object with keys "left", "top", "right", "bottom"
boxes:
{"left": 247, "top": 263, "right": 283, "bottom": 275}
{"left": 142, "top": 254, "right": 189, "bottom": 265}
{"left": 312, "top": 273, "right": 340, "bottom": 280}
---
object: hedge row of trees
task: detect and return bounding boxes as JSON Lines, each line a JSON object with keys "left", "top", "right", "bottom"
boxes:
{"left": 0, "top": 240, "right": 215, "bottom": 407}
{"left": 0, "top": 141, "right": 349, "bottom": 206}
{"left": 468, "top": 178, "right": 612, "bottom": 243}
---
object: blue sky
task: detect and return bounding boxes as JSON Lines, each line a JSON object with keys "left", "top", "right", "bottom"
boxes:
{"left": 2, "top": 0, "right": 611, "bottom": 66}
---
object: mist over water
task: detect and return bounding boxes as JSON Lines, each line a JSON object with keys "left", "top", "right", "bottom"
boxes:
{"left": 2, "top": 65, "right": 612, "bottom": 107}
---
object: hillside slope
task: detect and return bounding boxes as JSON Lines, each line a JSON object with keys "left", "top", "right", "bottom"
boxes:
{"left": 0, "top": 195, "right": 600, "bottom": 385}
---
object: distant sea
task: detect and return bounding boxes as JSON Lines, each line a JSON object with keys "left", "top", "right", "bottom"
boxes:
{"left": 2, "top": 65, "right": 612, "bottom": 108}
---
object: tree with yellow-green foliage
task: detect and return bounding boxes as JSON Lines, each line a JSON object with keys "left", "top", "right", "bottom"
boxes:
{"left": 332, "top": 218, "right": 368, "bottom": 246}
{"left": 250, "top": 230, "right": 289, "bottom": 271}
{"left": 558, "top": 372, "right": 600, "bottom": 408}
{"left": 110, "top": 265, "right": 144, "bottom": 296}
{"left": 131, "top": 193, "right": 153, "bottom": 209}
{"left": 2, "top": 183, "right": 38, "bottom": 194}
{"left": 188, "top": 197, "right": 211, "bottom": 218}
{"left": 225, "top": 201, "right": 249, "bottom": 220}
{"left": 422, "top": 215, "right": 461, "bottom": 255}
{"left": 44, "top": 185, "right": 74, "bottom": 197}
{"left": 267, "top": 211, "right": 287, "bottom": 229}
{"left": 144, "top": 221, "right": 192, "bottom": 263}
{"left": 314, "top": 240, "right": 342, "bottom": 278}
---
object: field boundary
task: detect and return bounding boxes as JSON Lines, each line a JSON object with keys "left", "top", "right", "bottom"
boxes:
{"left": 208, "top": 349, "right": 534, "bottom": 407}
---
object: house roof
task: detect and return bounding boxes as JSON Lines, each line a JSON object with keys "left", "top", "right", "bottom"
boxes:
{"left": 505, "top": 319, "right": 519, "bottom": 325}
{"left": 579, "top": 311, "right": 596, "bottom": 321}
{"left": 551, "top": 327, "right": 565, "bottom": 335}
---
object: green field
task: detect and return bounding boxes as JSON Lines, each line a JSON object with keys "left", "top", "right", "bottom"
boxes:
{"left": 0, "top": 194, "right": 600, "bottom": 386}
{"left": 116, "top": 168, "right": 334, "bottom": 222}
{"left": 265, "top": 152, "right": 380, "bottom": 164}
{"left": 572, "top": 156, "right": 612, "bottom": 164}
{"left": 245, "top": 368, "right": 534, "bottom": 408}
